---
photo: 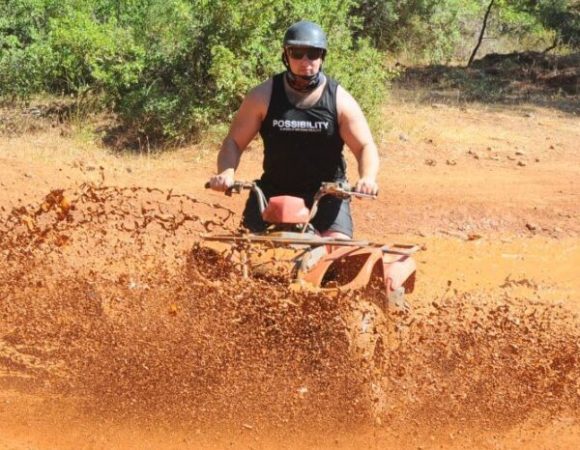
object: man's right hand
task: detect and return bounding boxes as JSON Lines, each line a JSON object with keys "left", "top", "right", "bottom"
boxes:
{"left": 207, "top": 171, "right": 234, "bottom": 192}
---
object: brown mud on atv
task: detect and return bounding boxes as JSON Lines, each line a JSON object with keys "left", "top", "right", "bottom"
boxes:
{"left": 197, "top": 181, "right": 420, "bottom": 421}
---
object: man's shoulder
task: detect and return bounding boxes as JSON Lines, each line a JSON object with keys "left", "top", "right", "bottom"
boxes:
{"left": 247, "top": 75, "right": 280, "bottom": 105}
{"left": 336, "top": 83, "right": 356, "bottom": 104}
{"left": 335, "top": 83, "right": 364, "bottom": 119}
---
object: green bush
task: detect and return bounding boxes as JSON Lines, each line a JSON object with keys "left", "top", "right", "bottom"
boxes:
{"left": 351, "top": 0, "right": 480, "bottom": 62}
{"left": 48, "top": 11, "right": 142, "bottom": 95}
{"left": 0, "top": 0, "right": 391, "bottom": 145}
{"left": 352, "top": 0, "right": 578, "bottom": 62}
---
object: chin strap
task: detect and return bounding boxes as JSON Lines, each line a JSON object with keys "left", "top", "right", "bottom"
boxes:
{"left": 281, "top": 52, "right": 324, "bottom": 92}
{"left": 285, "top": 70, "right": 323, "bottom": 92}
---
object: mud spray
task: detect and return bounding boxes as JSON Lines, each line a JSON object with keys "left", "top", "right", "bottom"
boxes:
{"left": 1, "top": 184, "right": 578, "bottom": 447}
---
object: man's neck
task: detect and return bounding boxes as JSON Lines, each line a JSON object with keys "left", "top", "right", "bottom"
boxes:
{"left": 283, "top": 72, "right": 327, "bottom": 109}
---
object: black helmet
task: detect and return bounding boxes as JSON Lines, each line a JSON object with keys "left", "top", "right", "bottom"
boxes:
{"left": 283, "top": 20, "right": 327, "bottom": 50}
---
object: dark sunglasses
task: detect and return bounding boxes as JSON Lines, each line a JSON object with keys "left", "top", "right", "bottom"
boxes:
{"left": 287, "top": 47, "right": 324, "bottom": 61}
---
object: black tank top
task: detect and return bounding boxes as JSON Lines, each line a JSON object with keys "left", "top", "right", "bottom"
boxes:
{"left": 259, "top": 72, "right": 346, "bottom": 194}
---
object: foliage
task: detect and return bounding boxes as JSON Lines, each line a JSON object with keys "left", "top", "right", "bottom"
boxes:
{"left": 352, "top": 0, "right": 579, "bottom": 62}
{"left": 0, "top": 0, "right": 390, "bottom": 145}
{"left": 0, "top": 1, "right": 142, "bottom": 101}
{"left": 352, "top": 0, "right": 483, "bottom": 62}
{"left": 325, "top": 39, "right": 391, "bottom": 131}
{"left": 1, "top": 0, "right": 577, "bottom": 145}
{"left": 467, "top": 1, "right": 580, "bottom": 59}
{"left": 514, "top": 0, "right": 580, "bottom": 47}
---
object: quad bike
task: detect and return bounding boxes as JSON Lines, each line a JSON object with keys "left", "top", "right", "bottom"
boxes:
{"left": 200, "top": 180, "right": 420, "bottom": 420}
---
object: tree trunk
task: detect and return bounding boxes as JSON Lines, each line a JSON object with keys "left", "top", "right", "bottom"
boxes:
{"left": 467, "top": 0, "right": 496, "bottom": 67}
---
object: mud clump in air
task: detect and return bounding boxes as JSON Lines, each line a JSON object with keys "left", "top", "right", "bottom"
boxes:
{"left": 0, "top": 184, "right": 578, "bottom": 430}
{"left": 385, "top": 295, "right": 579, "bottom": 429}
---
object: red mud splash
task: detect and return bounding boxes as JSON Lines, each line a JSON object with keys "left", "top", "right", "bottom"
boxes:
{"left": 386, "top": 294, "right": 579, "bottom": 429}
{"left": 0, "top": 185, "right": 578, "bottom": 431}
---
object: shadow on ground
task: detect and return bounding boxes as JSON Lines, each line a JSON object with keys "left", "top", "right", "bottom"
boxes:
{"left": 394, "top": 51, "right": 579, "bottom": 114}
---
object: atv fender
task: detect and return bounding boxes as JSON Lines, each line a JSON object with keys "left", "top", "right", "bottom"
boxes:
{"left": 297, "top": 246, "right": 384, "bottom": 291}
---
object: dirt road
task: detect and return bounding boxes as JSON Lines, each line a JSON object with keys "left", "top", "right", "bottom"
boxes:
{"left": 0, "top": 97, "right": 578, "bottom": 449}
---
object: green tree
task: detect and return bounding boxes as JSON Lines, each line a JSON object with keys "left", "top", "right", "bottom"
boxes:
{"left": 516, "top": 0, "right": 580, "bottom": 49}
{"left": 0, "top": 0, "right": 390, "bottom": 144}
{"left": 466, "top": 0, "right": 579, "bottom": 63}
{"left": 352, "top": 0, "right": 483, "bottom": 62}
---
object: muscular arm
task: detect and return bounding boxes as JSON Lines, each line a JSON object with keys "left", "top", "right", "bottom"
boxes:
{"left": 337, "top": 86, "right": 380, "bottom": 195}
{"left": 209, "top": 80, "right": 271, "bottom": 190}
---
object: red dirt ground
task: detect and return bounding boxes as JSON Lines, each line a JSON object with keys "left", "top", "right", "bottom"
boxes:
{"left": 0, "top": 93, "right": 578, "bottom": 449}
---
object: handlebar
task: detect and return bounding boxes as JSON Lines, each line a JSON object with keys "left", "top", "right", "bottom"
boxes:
{"left": 205, "top": 180, "right": 268, "bottom": 211}
{"left": 204, "top": 180, "right": 255, "bottom": 196}
{"left": 316, "top": 181, "right": 377, "bottom": 200}
{"left": 206, "top": 180, "right": 375, "bottom": 231}
{"left": 206, "top": 180, "right": 376, "bottom": 199}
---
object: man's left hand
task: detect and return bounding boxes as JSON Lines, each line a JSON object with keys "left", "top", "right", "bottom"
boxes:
{"left": 354, "top": 178, "right": 379, "bottom": 196}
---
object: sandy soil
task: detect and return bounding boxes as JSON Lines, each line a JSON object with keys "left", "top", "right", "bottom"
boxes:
{"left": 0, "top": 96, "right": 578, "bottom": 449}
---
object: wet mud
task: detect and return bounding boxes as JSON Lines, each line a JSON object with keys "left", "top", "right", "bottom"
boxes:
{"left": 0, "top": 185, "right": 579, "bottom": 445}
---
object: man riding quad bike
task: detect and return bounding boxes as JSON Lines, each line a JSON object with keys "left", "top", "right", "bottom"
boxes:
{"left": 203, "top": 21, "right": 417, "bottom": 420}
{"left": 208, "top": 20, "right": 380, "bottom": 240}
